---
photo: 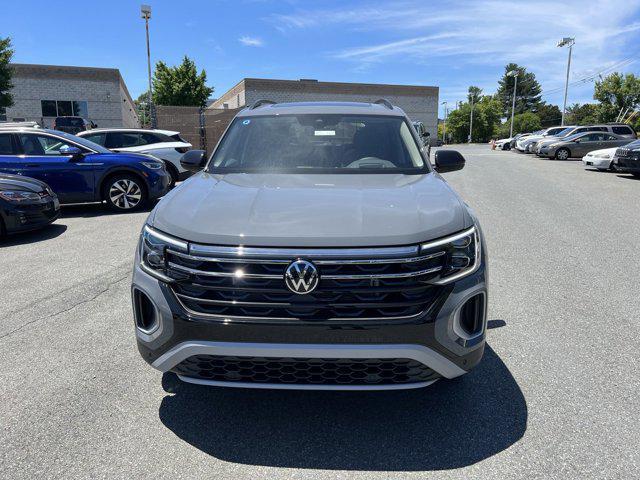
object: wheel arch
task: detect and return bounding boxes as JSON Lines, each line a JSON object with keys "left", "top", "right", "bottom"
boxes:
{"left": 98, "top": 167, "right": 149, "bottom": 200}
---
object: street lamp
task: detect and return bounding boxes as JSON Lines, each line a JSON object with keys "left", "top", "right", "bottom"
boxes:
{"left": 141, "top": 4, "right": 154, "bottom": 128}
{"left": 557, "top": 37, "right": 575, "bottom": 126}
{"left": 506, "top": 69, "right": 519, "bottom": 138}
{"left": 468, "top": 97, "right": 475, "bottom": 143}
{"left": 441, "top": 101, "right": 448, "bottom": 144}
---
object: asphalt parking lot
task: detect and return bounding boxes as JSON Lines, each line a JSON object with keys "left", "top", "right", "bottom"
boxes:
{"left": 1, "top": 144, "right": 639, "bottom": 479}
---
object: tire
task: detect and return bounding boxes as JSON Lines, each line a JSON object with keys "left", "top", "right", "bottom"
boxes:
{"left": 597, "top": 168, "right": 608, "bottom": 172}
{"left": 164, "top": 161, "right": 179, "bottom": 189}
{"left": 102, "top": 173, "right": 147, "bottom": 211}
{"left": 0, "top": 217, "right": 5, "bottom": 239}
{"left": 555, "top": 148, "right": 570, "bottom": 160}
{"left": 632, "top": 172, "right": 640, "bottom": 178}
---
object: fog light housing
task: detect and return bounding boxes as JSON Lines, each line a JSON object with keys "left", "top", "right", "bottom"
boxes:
{"left": 133, "top": 288, "right": 158, "bottom": 333}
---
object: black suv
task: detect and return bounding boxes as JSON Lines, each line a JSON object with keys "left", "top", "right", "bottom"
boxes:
{"left": 53, "top": 116, "right": 95, "bottom": 135}
{"left": 613, "top": 139, "right": 640, "bottom": 177}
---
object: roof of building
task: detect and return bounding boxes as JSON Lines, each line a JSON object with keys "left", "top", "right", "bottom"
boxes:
{"left": 210, "top": 78, "right": 438, "bottom": 110}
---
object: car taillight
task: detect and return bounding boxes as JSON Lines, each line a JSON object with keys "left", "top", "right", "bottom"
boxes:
{"left": 175, "top": 147, "right": 189, "bottom": 154}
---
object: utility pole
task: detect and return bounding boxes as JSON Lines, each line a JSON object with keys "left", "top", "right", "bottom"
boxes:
{"left": 468, "top": 98, "right": 474, "bottom": 143}
{"left": 441, "top": 101, "right": 448, "bottom": 144}
{"left": 507, "top": 70, "right": 519, "bottom": 138}
{"left": 557, "top": 37, "right": 575, "bottom": 126}
{"left": 141, "top": 5, "right": 154, "bottom": 128}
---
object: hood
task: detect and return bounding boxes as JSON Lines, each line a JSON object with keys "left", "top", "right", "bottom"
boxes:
{"left": 150, "top": 172, "right": 470, "bottom": 247}
{"left": 585, "top": 147, "right": 618, "bottom": 156}
{"left": 0, "top": 174, "right": 48, "bottom": 192}
{"left": 91, "top": 151, "right": 158, "bottom": 162}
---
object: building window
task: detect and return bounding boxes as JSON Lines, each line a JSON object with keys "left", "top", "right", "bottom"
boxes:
{"left": 41, "top": 100, "right": 89, "bottom": 118}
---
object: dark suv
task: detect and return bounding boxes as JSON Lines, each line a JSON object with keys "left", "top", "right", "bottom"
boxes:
{"left": 53, "top": 116, "right": 95, "bottom": 135}
{"left": 613, "top": 139, "right": 640, "bottom": 177}
{"left": 132, "top": 100, "right": 487, "bottom": 390}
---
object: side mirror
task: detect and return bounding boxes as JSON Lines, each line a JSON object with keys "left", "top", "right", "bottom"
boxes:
{"left": 60, "top": 145, "right": 83, "bottom": 158}
{"left": 434, "top": 150, "right": 465, "bottom": 173}
{"left": 180, "top": 149, "right": 206, "bottom": 172}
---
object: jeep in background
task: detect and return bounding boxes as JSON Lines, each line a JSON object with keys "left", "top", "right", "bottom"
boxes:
{"left": 132, "top": 100, "right": 487, "bottom": 390}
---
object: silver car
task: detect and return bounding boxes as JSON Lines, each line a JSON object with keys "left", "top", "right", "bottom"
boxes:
{"left": 544, "top": 132, "right": 631, "bottom": 160}
{"left": 535, "top": 124, "right": 637, "bottom": 156}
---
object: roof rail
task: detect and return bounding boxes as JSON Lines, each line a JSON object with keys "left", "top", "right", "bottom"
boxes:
{"left": 373, "top": 98, "right": 394, "bottom": 110}
{"left": 249, "top": 99, "right": 277, "bottom": 110}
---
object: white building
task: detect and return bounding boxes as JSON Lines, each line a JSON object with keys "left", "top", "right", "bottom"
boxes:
{"left": 2, "top": 63, "right": 139, "bottom": 128}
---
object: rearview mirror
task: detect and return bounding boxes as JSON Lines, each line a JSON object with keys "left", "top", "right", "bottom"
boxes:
{"left": 180, "top": 149, "right": 206, "bottom": 172}
{"left": 434, "top": 150, "right": 465, "bottom": 173}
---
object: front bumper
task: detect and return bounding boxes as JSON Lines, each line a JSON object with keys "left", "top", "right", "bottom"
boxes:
{"left": 583, "top": 156, "right": 612, "bottom": 169}
{"left": 613, "top": 155, "right": 640, "bottom": 172}
{"left": 132, "top": 241, "right": 488, "bottom": 390}
{"left": 1, "top": 197, "right": 59, "bottom": 234}
{"left": 146, "top": 170, "right": 172, "bottom": 200}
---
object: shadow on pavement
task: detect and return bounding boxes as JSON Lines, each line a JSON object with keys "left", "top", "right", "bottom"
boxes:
{"left": 616, "top": 174, "right": 640, "bottom": 181}
{"left": 158, "top": 343, "right": 526, "bottom": 471}
{"left": 60, "top": 202, "right": 154, "bottom": 218}
{"left": 1, "top": 223, "right": 67, "bottom": 246}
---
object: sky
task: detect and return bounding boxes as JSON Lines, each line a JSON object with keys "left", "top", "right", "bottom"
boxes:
{"left": 5, "top": 0, "right": 640, "bottom": 117}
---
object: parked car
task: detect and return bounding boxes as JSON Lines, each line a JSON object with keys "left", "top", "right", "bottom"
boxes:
{"left": 542, "top": 132, "right": 631, "bottom": 160}
{"left": 0, "top": 128, "right": 171, "bottom": 211}
{"left": 132, "top": 100, "right": 487, "bottom": 391}
{"left": 582, "top": 147, "right": 620, "bottom": 171}
{"left": 0, "top": 173, "right": 59, "bottom": 237}
{"left": 412, "top": 121, "right": 431, "bottom": 157}
{"left": 53, "top": 116, "right": 95, "bottom": 135}
{"left": 78, "top": 128, "right": 193, "bottom": 187}
{"left": 612, "top": 139, "right": 640, "bottom": 177}
{"left": 507, "top": 133, "right": 534, "bottom": 150}
{"left": 534, "top": 124, "right": 637, "bottom": 156}
{"left": 516, "top": 127, "right": 567, "bottom": 152}
{"left": 0, "top": 121, "right": 41, "bottom": 129}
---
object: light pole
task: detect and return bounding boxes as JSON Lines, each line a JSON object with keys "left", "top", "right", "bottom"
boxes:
{"left": 441, "top": 101, "right": 448, "bottom": 144}
{"left": 141, "top": 5, "right": 154, "bottom": 128}
{"left": 468, "top": 97, "right": 474, "bottom": 143}
{"left": 557, "top": 37, "right": 575, "bottom": 126}
{"left": 506, "top": 70, "right": 519, "bottom": 138}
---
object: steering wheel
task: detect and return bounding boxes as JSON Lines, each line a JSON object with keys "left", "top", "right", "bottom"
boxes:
{"left": 345, "top": 157, "right": 397, "bottom": 169}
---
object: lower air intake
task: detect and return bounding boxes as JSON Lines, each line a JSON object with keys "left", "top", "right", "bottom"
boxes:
{"left": 173, "top": 355, "right": 438, "bottom": 386}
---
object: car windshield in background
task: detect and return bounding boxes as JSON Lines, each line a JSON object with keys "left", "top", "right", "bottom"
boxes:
{"left": 208, "top": 114, "right": 427, "bottom": 174}
{"left": 557, "top": 128, "right": 576, "bottom": 137}
{"left": 49, "top": 130, "right": 111, "bottom": 153}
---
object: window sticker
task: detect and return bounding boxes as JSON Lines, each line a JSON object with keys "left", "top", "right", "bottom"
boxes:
{"left": 242, "top": 119, "right": 251, "bottom": 125}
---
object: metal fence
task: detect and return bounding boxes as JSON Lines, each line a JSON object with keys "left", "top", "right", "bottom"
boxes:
{"left": 155, "top": 105, "right": 240, "bottom": 153}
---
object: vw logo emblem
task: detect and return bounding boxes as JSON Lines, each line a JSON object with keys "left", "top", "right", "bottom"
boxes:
{"left": 284, "top": 259, "right": 319, "bottom": 294}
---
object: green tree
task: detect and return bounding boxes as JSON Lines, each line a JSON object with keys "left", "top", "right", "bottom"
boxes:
{"left": 533, "top": 103, "right": 562, "bottom": 127}
{"left": 565, "top": 103, "right": 599, "bottom": 125}
{"left": 467, "top": 86, "right": 482, "bottom": 104}
{"left": 497, "top": 112, "right": 542, "bottom": 138}
{"left": 0, "top": 36, "right": 14, "bottom": 109}
{"left": 593, "top": 72, "right": 640, "bottom": 122}
{"left": 152, "top": 56, "right": 213, "bottom": 107}
{"left": 134, "top": 91, "right": 151, "bottom": 126}
{"left": 445, "top": 95, "right": 502, "bottom": 143}
{"left": 496, "top": 63, "right": 542, "bottom": 117}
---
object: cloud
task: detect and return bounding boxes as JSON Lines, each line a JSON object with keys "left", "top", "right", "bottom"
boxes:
{"left": 239, "top": 36, "right": 264, "bottom": 47}
{"left": 269, "top": 0, "right": 640, "bottom": 106}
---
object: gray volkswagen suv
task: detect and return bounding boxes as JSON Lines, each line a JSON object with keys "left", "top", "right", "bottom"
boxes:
{"left": 132, "top": 100, "right": 488, "bottom": 390}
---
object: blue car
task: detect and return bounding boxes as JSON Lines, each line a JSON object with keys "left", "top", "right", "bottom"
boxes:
{"left": 0, "top": 128, "right": 171, "bottom": 211}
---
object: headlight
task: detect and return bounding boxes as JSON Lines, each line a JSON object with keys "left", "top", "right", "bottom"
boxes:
{"left": 0, "top": 190, "right": 41, "bottom": 203}
{"left": 141, "top": 161, "right": 164, "bottom": 170}
{"left": 421, "top": 226, "right": 481, "bottom": 285}
{"left": 139, "top": 225, "right": 188, "bottom": 281}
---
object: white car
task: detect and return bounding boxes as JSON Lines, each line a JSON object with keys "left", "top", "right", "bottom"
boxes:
{"left": 582, "top": 147, "right": 619, "bottom": 171}
{"left": 494, "top": 138, "right": 511, "bottom": 150}
{"left": 78, "top": 129, "right": 193, "bottom": 186}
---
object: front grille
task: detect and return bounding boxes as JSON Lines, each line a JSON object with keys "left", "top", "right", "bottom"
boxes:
{"left": 617, "top": 148, "right": 630, "bottom": 157}
{"left": 173, "top": 355, "right": 438, "bottom": 385}
{"left": 165, "top": 243, "right": 449, "bottom": 321}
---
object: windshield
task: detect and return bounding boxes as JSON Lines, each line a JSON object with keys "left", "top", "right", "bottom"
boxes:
{"left": 557, "top": 128, "right": 576, "bottom": 137}
{"left": 47, "top": 129, "right": 111, "bottom": 153}
{"left": 207, "top": 114, "right": 428, "bottom": 174}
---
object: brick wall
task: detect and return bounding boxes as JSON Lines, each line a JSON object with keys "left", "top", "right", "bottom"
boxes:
{"left": 5, "top": 64, "right": 139, "bottom": 128}
{"left": 156, "top": 105, "right": 202, "bottom": 149}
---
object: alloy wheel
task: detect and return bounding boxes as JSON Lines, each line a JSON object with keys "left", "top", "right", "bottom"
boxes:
{"left": 109, "top": 179, "right": 142, "bottom": 210}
